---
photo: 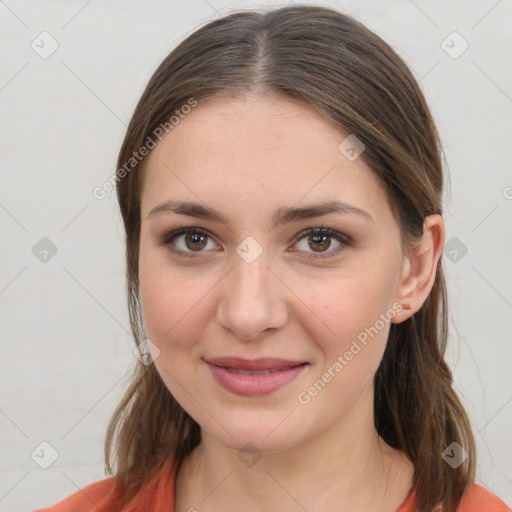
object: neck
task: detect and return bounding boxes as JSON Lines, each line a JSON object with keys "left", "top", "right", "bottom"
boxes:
{"left": 175, "top": 386, "right": 413, "bottom": 512}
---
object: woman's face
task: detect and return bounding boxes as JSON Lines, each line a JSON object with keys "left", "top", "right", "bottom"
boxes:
{"left": 138, "top": 95, "right": 408, "bottom": 453}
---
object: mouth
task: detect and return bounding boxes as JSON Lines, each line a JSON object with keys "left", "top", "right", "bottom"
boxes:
{"left": 218, "top": 366, "right": 305, "bottom": 375}
{"left": 205, "top": 356, "right": 308, "bottom": 371}
{"left": 204, "top": 357, "right": 310, "bottom": 397}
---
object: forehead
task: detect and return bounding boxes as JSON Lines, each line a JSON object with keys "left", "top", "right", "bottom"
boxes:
{"left": 140, "top": 95, "right": 392, "bottom": 228}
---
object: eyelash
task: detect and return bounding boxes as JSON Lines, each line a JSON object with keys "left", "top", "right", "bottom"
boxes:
{"left": 159, "top": 226, "right": 352, "bottom": 260}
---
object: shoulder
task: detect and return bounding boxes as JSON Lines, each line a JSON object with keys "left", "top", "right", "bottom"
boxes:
{"left": 30, "top": 476, "right": 119, "bottom": 512}
{"left": 396, "top": 484, "right": 510, "bottom": 512}
{"left": 457, "top": 484, "right": 511, "bottom": 512}
{"left": 31, "top": 458, "right": 179, "bottom": 512}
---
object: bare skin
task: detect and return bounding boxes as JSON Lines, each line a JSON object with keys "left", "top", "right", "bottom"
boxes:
{"left": 138, "top": 94, "right": 444, "bottom": 512}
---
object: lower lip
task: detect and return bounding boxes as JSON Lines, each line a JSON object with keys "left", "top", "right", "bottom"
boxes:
{"left": 206, "top": 362, "right": 309, "bottom": 397}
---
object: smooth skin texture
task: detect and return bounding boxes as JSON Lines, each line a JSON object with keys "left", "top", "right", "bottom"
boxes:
{"left": 138, "top": 95, "right": 445, "bottom": 512}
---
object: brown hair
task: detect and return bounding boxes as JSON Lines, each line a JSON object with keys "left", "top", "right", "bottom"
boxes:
{"left": 106, "top": 5, "right": 475, "bottom": 511}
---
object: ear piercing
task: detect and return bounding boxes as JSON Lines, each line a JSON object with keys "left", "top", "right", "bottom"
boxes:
{"left": 402, "top": 303, "right": 412, "bottom": 310}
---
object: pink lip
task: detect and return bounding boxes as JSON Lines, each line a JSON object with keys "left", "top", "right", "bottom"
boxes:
{"left": 206, "top": 357, "right": 307, "bottom": 371}
{"left": 205, "top": 357, "right": 309, "bottom": 397}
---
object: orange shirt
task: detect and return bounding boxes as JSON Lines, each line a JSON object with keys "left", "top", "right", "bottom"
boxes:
{"left": 32, "top": 458, "right": 510, "bottom": 512}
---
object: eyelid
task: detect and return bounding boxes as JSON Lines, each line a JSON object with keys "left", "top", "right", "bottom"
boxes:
{"left": 159, "top": 226, "right": 220, "bottom": 258}
{"left": 288, "top": 227, "right": 352, "bottom": 259}
{"left": 159, "top": 225, "right": 352, "bottom": 259}
{"left": 159, "top": 226, "right": 211, "bottom": 246}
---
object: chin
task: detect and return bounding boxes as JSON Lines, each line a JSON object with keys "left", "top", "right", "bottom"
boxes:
{"left": 214, "top": 428, "right": 300, "bottom": 455}
{"left": 200, "top": 408, "right": 309, "bottom": 455}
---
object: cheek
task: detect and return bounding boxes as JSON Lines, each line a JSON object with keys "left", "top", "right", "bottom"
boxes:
{"left": 290, "top": 264, "right": 396, "bottom": 381}
{"left": 138, "top": 260, "right": 214, "bottom": 406}
{"left": 140, "top": 276, "right": 207, "bottom": 351}
{"left": 138, "top": 245, "right": 213, "bottom": 350}
{"left": 294, "top": 270, "right": 388, "bottom": 340}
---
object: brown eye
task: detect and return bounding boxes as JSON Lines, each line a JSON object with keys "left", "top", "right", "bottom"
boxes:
{"left": 292, "top": 227, "right": 352, "bottom": 259}
{"left": 308, "top": 234, "right": 332, "bottom": 252}
{"left": 160, "top": 227, "right": 218, "bottom": 258}
{"left": 185, "top": 232, "right": 208, "bottom": 251}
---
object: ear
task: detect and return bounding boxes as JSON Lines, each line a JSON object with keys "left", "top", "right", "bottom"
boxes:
{"left": 391, "top": 214, "right": 445, "bottom": 324}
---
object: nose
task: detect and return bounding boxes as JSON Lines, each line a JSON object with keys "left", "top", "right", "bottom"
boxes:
{"left": 216, "top": 252, "right": 288, "bottom": 341}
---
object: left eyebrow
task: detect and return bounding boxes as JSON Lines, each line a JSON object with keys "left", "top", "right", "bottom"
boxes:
{"left": 147, "top": 199, "right": 374, "bottom": 227}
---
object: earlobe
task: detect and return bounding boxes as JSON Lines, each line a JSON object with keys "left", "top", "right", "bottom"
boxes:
{"left": 391, "top": 214, "right": 445, "bottom": 324}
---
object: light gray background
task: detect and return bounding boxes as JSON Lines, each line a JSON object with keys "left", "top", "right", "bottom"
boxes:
{"left": 1, "top": 0, "right": 511, "bottom": 510}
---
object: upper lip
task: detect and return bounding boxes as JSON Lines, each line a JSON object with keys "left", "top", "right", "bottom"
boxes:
{"left": 205, "top": 357, "right": 307, "bottom": 371}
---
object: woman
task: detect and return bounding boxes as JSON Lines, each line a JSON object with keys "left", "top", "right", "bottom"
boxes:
{"left": 34, "top": 5, "right": 510, "bottom": 512}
